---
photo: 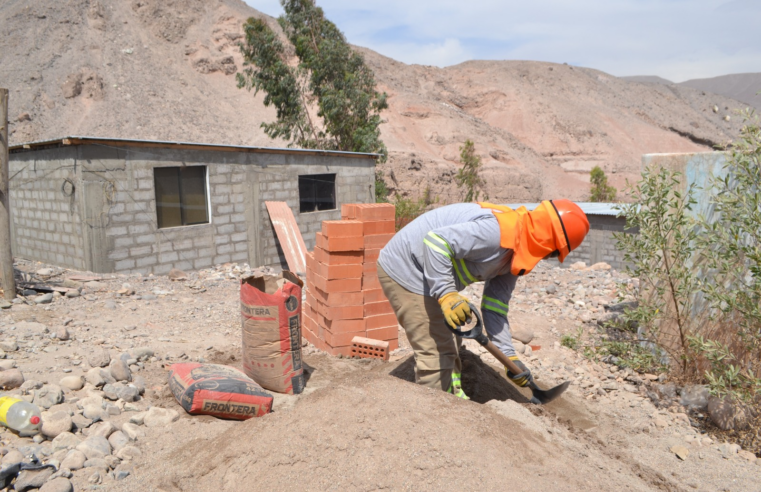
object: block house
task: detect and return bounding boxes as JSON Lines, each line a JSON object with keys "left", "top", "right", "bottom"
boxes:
{"left": 8, "top": 137, "right": 377, "bottom": 274}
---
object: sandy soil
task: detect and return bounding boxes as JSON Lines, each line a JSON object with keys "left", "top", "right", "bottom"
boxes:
{"left": 1, "top": 259, "right": 758, "bottom": 491}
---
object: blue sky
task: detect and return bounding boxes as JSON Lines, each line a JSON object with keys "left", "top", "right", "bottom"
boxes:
{"left": 244, "top": 0, "right": 760, "bottom": 82}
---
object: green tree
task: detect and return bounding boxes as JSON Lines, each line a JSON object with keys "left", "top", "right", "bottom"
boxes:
{"left": 455, "top": 140, "right": 486, "bottom": 202}
{"left": 237, "top": 0, "right": 388, "bottom": 159}
{"left": 375, "top": 170, "right": 389, "bottom": 203}
{"left": 589, "top": 166, "right": 617, "bottom": 202}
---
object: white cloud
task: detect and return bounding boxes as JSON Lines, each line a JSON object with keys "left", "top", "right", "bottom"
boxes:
{"left": 244, "top": 0, "right": 761, "bottom": 81}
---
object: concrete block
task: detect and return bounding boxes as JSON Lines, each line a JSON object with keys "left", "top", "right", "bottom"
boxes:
{"left": 106, "top": 226, "right": 128, "bottom": 237}
{"left": 129, "top": 224, "right": 152, "bottom": 235}
{"left": 115, "top": 259, "right": 136, "bottom": 271}
{"left": 114, "top": 237, "right": 134, "bottom": 248}
{"left": 213, "top": 254, "right": 232, "bottom": 265}
{"left": 231, "top": 252, "right": 248, "bottom": 262}
{"left": 129, "top": 246, "right": 152, "bottom": 257}
{"left": 210, "top": 195, "right": 229, "bottom": 205}
{"left": 194, "top": 257, "right": 212, "bottom": 269}
{"left": 216, "top": 204, "right": 234, "bottom": 215}
{"left": 217, "top": 244, "right": 234, "bottom": 255}
{"left": 135, "top": 234, "right": 155, "bottom": 244}
{"left": 136, "top": 256, "right": 158, "bottom": 268}
{"left": 213, "top": 215, "right": 230, "bottom": 225}
{"left": 234, "top": 242, "right": 247, "bottom": 252}
{"left": 231, "top": 232, "right": 247, "bottom": 242}
{"left": 216, "top": 224, "right": 235, "bottom": 235}
{"left": 214, "top": 235, "right": 231, "bottom": 245}
{"left": 159, "top": 252, "right": 179, "bottom": 263}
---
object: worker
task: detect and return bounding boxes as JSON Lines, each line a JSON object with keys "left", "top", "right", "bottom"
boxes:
{"left": 377, "top": 200, "right": 589, "bottom": 399}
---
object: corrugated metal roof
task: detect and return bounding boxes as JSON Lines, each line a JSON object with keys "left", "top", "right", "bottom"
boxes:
{"left": 503, "top": 202, "right": 623, "bottom": 216}
{"left": 9, "top": 136, "right": 380, "bottom": 159}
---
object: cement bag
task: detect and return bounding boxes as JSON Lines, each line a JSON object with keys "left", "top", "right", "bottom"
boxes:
{"left": 168, "top": 363, "right": 273, "bottom": 419}
{"left": 240, "top": 271, "right": 305, "bottom": 395}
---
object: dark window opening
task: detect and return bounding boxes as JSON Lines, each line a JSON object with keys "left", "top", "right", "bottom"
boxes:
{"left": 154, "top": 166, "right": 209, "bottom": 229}
{"left": 299, "top": 174, "right": 336, "bottom": 213}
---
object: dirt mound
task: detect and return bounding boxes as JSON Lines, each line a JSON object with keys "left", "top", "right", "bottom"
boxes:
{"left": 0, "top": 0, "right": 749, "bottom": 202}
{"left": 152, "top": 362, "right": 672, "bottom": 492}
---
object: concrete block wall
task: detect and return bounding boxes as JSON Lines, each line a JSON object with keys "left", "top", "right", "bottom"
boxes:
{"left": 8, "top": 147, "right": 86, "bottom": 270}
{"left": 257, "top": 157, "right": 375, "bottom": 269}
{"left": 546, "top": 214, "right": 630, "bottom": 271}
{"left": 9, "top": 144, "right": 376, "bottom": 274}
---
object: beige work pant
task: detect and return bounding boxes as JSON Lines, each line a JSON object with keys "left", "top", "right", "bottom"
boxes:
{"left": 378, "top": 265, "right": 462, "bottom": 392}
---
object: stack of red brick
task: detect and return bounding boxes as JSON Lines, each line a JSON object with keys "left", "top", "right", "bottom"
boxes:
{"left": 303, "top": 203, "right": 398, "bottom": 356}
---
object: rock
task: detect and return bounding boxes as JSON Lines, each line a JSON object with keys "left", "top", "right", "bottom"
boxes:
{"left": 115, "top": 468, "right": 131, "bottom": 480}
{"left": 680, "top": 385, "right": 709, "bottom": 411}
{"left": 605, "top": 301, "right": 638, "bottom": 313}
{"left": 654, "top": 383, "right": 678, "bottom": 401}
{"left": 59, "top": 375, "right": 84, "bottom": 391}
{"left": 0, "top": 360, "right": 15, "bottom": 370}
{"left": 653, "top": 418, "right": 669, "bottom": 429}
{"left": 109, "top": 359, "right": 131, "bottom": 382}
{"left": 104, "top": 300, "right": 117, "bottom": 310}
{"left": 84, "top": 458, "right": 110, "bottom": 470}
{"left": 0, "top": 340, "right": 18, "bottom": 352}
{"left": 121, "top": 422, "right": 145, "bottom": 441}
{"left": 71, "top": 414, "right": 93, "bottom": 432}
{"left": 131, "top": 348, "right": 154, "bottom": 361}
{"left": 87, "top": 421, "right": 116, "bottom": 439}
{"left": 0, "top": 368, "right": 24, "bottom": 389}
{"left": 88, "top": 349, "right": 111, "bottom": 368}
{"left": 589, "top": 262, "right": 611, "bottom": 271}
{"left": 65, "top": 290, "right": 80, "bottom": 299}
{"left": 41, "top": 411, "right": 72, "bottom": 438}
{"left": 84, "top": 281, "right": 105, "bottom": 290}
{"left": 2, "top": 449, "right": 24, "bottom": 466}
{"left": 104, "top": 454, "right": 120, "bottom": 469}
{"left": 738, "top": 450, "right": 757, "bottom": 463}
{"left": 116, "top": 446, "right": 142, "bottom": 461}
{"left": 602, "top": 381, "right": 619, "bottom": 391}
{"left": 513, "top": 340, "right": 525, "bottom": 354}
{"left": 719, "top": 442, "right": 741, "bottom": 459}
{"left": 102, "top": 384, "right": 119, "bottom": 401}
{"left": 35, "top": 293, "right": 54, "bottom": 305}
{"left": 129, "top": 412, "right": 146, "bottom": 425}
{"left": 76, "top": 435, "right": 112, "bottom": 460}
{"left": 570, "top": 261, "right": 587, "bottom": 270}
{"left": 37, "top": 268, "right": 53, "bottom": 276}
{"left": 511, "top": 326, "right": 534, "bottom": 344}
{"left": 143, "top": 407, "right": 179, "bottom": 428}
{"left": 108, "top": 431, "right": 129, "bottom": 451}
{"left": 131, "top": 375, "right": 146, "bottom": 395}
{"left": 168, "top": 268, "right": 188, "bottom": 281}
{"left": 85, "top": 367, "right": 113, "bottom": 387}
{"left": 88, "top": 470, "right": 103, "bottom": 484}
{"left": 40, "top": 477, "right": 74, "bottom": 492}
{"left": 15, "top": 467, "right": 55, "bottom": 491}
{"left": 51, "top": 432, "right": 81, "bottom": 452}
{"left": 116, "top": 385, "right": 140, "bottom": 402}
{"left": 34, "top": 384, "right": 64, "bottom": 409}
{"left": 0, "top": 300, "right": 12, "bottom": 309}
{"left": 545, "top": 284, "right": 557, "bottom": 295}
{"left": 61, "top": 449, "right": 86, "bottom": 470}
{"left": 670, "top": 445, "right": 689, "bottom": 460}
{"left": 707, "top": 397, "right": 749, "bottom": 431}
{"left": 55, "top": 327, "right": 70, "bottom": 341}
{"left": 82, "top": 404, "right": 106, "bottom": 422}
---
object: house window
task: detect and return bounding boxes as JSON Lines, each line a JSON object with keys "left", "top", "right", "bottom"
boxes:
{"left": 298, "top": 174, "right": 336, "bottom": 213}
{"left": 154, "top": 166, "right": 209, "bottom": 229}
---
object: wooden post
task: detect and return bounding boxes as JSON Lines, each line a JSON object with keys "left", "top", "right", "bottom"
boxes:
{"left": 0, "top": 88, "right": 16, "bottom": 301}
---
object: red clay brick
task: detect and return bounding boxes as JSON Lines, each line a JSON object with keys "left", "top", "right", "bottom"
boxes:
{"left": 386, "top": 339, "right": 399, "bottom": 351}
{"left": 367, "top": 325, "right": 399, "bottom": 341}
{"left": 313, "top": 246, "right": 363, "bottom": 265}
{"left": 364, "top": 300, "right": 394, "bottom": 317}
{"left": 362, "top": 220, "right": 395, "bottom": 235}
{"left": 363, "top": 288, "right": 387, "bottom": 304}
{"left": 362, "top": 273, "right": 381, "bottom": 290}
{"left": 341, "top": 204, "right": 358, "bottom": 220}
{"left": 363, "top": 248, "right": 381, "bottom": 262}
{"left": 324, "top": 344, "right": 355, "bottom": 357}
{"left": 364, "top": 233, "right": 394, "bottom": 250}
{"left": 355, "top": 203, "right": 395, "bottom": 221}
{"left": 322, "top": 220, "right": 363, "bottom": 238}
{"left": 315, "top": 232, "right": 363, "bottom": 252}
{"left": 363, "top": 262, "right": 377, "bottom": 275}
{"left": 312, "top": 287, "right": 363, "bottom": 307}
{"left": 366, "top": 313, "right": 398, "bottom": 330}
{"left": 350, "top": 337, "right": 389, "bottom": 361}
{"left": 312, "top": 261, "right": 363, "bottom": 280}
{"left": 311, "top": 271, "right": 362, "bottom": 293}
{"left": 325, "top": 329, "right": 367, "bottom": 348}
{"left": 316, "top": 302, "right": 364, "bottom": 321}
{"left": 325, "top": 318, "right": 366, "bottom": 334}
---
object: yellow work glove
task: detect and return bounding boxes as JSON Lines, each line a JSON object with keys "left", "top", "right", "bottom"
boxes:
{"left": 506, "top": 355, "right": 533, "bottom": 387}
{"left": 439, "top": 292, "right": 472, "bottom": 330}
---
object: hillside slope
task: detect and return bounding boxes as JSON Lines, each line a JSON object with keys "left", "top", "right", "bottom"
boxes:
{"left": 680, "top": 73, "right": 761, "bottom": 111}
{"left": 0, "top": 0, "right": 748, "bottom": 201}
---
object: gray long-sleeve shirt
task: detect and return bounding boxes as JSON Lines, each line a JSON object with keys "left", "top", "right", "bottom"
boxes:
{"left": 378, "top": 203, "right": 519, "bottom": 357}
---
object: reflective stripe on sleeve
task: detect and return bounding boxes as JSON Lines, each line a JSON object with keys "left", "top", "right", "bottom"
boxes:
{"left": 482, "top": 295, "right": 508, "bottom": 316}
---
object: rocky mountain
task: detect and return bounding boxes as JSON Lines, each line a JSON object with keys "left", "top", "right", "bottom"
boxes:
{"left": 0, "top": 0, "right": 748, "bottom": 202}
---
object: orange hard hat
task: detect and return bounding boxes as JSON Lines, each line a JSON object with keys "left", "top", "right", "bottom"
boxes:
{"left": 549, "top": 199, "right": 590, "bottom": 260}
